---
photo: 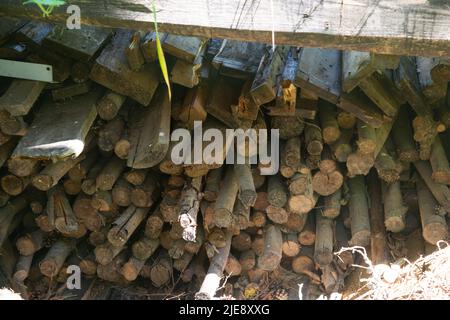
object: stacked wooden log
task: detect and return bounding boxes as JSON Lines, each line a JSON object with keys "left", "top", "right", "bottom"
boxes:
{"left": 0, "top": 19, "right": 449, "bottom": 300}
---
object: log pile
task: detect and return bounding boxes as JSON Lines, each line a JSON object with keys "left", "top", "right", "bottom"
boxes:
{"left": 0, "top": 20, "right": 449, "bottom": 300}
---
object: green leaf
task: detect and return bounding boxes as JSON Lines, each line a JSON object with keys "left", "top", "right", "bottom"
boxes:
{"left": 153, "top": 2, "right": 171, "bottom": 101}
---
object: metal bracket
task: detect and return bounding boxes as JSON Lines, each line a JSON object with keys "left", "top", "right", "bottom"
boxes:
{"left": 0, "top": 59, "right": 53, "bottom": 82}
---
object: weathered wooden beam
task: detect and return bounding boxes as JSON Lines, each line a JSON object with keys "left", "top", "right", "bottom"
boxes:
{"left": 212, "top": 40, "right": 265, "bottom": 79}
{"left": 127, "top": 87, "right": 171, "bottom": 169}
{"left": 12, "top": 89, "right": 101, "bottom": 160}
{"left": 1, "top": 1, "right": 450, "bottom": 57}
{"left": 342, "top": 51, "right": 400, "bottom": 92}
{"left": 90, "top": 29, "right": 160, "bottom": 106}
{"left": 0, "top": 79, "right": 45, "bottom": 117}
{"left": 42, "top": 24, "right": 112, "bottom": 62}
{"left": 294, "top": 48, "right": 341, "bottom": 104}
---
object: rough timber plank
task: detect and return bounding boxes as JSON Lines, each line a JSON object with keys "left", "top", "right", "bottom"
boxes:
{"left": 90, "top": 29, "right": 160, "bottom": 106}
{"left": 42, "top": 25, "right": 112, "bottom": 62}
{"left": 12, "top": 89, "right": 102, "bottom": 161}
{"left": 342, "top": 51, "right": 400, "bottom": 92}
{"left": 294, "top": 48, "right": 341, "bottom": 104}
{"left": 0, "top": 79, "right": 45, "bottom": 116}
{"left": 1, "top": 1, "right": 450, "bottom": 57}
{"left": 127, "top": 87, "right": 171, "bottom": 169}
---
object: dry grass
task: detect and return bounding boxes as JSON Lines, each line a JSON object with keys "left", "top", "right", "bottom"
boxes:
{"left": 337, "top": 241, "right": 450, "bottom": 300}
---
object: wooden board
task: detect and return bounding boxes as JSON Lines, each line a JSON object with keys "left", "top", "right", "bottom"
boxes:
{"left": 14, "top": 21, "right": 54, "bottom": 50}
{"left": 294, "top": 48, "right": 341, "bottom": 104}
{"left": 342, "top": 51, "right": 400, "bottom": 92}
{"left": 1, "top": 1, "right": 450, "bottom": 57}
{"left": 90, "top": 29, "right": 160, "bottom": 106}
{"left": 127, "top": 87, "right": 171, "bottom": 169}
{"left": 212, "top": 40, "right": 265, "bottom": 78}
{"left": 42, "top": 25, "right": 112, "bottom": 62}
{"left": 0, "top": 17, "right": 26, "bottom": 46}
{"left": 12, "top": 89, "right": 102, "bottom": 161}
{"left": 0, "top": 79, "right": 45, "bottom": 116}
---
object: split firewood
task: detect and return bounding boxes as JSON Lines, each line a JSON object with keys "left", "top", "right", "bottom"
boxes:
{"left": 382, "top": 181, "right": 408, "bottom": 233}
{"left": 144, "top": 209, "right": 164, "bottom": 240}
{"left": 195, "top": 229, "right": 232, "bottom": 299}
{"left": 330, "top": 128, "right": 353, "bottom": 163}
{"left": 178, "top": 177, "right": 202, "bottom": 242}
{"left": 230, "top": 79, "right": 259, "bottom": 121}
{"left": 179, "top": 84, "right": 208, "bottom": 128}
{"left": 92, "top": 190, "right": 116, "bottom": 212}
{"left": 131, "top": 235, "right": 160, "bottom": 261}
{"left": 125, "top": 32, "right": 145, "bottom": 71}
{"left": 291, "top": 246, "right": 320, "bottom": 283}
{"left": 39, "top": 238, "right": 76, "bottom": 278}
{"left": 334, "top": 216, "right": 354, "bottom": 271}
{"left": 130, "top": 172, "right": 159, "bottom": 208}
{"left": 234, "top": 164, "right": 257, "bottom": 208}
{"left": 368, "top": 170, "right": 390, "bottom": 265}
{"left": 213, "top": 166, "right": 239, "bottom": 228}
{"left": 271, "top": 109, "right": 305, "bottom": 140}
{"left": 322, "top": 188, "right": 342, "bottom": 219}
{"left": 374, "top": 140, "right": 403, "bottom": 183}
{"left": 160, "top": 189, "right": 181, "bottom": 223}
{"left": 280, "top": 137, "right": 306, "bottom": 178}
{"left": 298, "top": 213, "right": 316, "bottom": 246}
{"left": 96, "top": 250, "right": 128, "bottom": 284}
{"left": 346, "top": 151, "right": 375, "bottom": 177}
{"left": 70, "top": 61, "right": 91, "bottom": 84}
{"left": 429, "top": 135, "right": 450, "bottom": 185}
{"left": 319, "top": 100, "right": 341, "bottom": 144}
{"left": 287, "top": 172, "right": 318, "bottom": 215}
{"left": 281, "top": 233, "right": 301, "bottom": 258}
{"left": 149, "top": 253, "right": 172, "bottom": 288}
{"left": 16, "top": 229, "right": 45, "bottom": 256}
{"left": 80, "top": 157, "right": 107, "bottom": 195}
{"left": 414, "top": 160, "right": 450, "bottom": 212}
{"left": 32, "top": 155, "right": 85, "bottom": 191}
{"left": 312, "top": 147, "right": 343, "bottom": 196}
{"left": 13, "top": 254, "right": 33, "bottom": 284}
{"left": 47, "top": 186, "right": 79, "bottom": 234}
{"left": 103, "top": 176, "right": 129, "bottom": 207}
{"left": 314, "top": 211, "right": 334, "bottom": 268}
{"left": 97, "top": 117, "right": 125, "bottom": 153}
{"left": 94, "top": 241, "right": 125, "bottom": 266}
{"left": 258, "top": 225, "right": 282, "bottom": 271}
{"left": 107, "top": 205, "right": 149, "bottom": 247}
{"left": 415, "top": 174, "right": 449, "bottom": 245}
{"left": 1, "top": 174, "right": 30, "bottom": 196}
{"left": 304, "top": 120, "right": 323, "bottom": 156}
{"left": 97, "top": 91, "right": 127, "bottom": 122}
{"left": 203, "top": 167, "right": 222, "bottom": 202}
{"left": 0, "top": 195, "right": 29, "bottom": 247}
{"left": 348, "top": 175, "right": 371, "bottom": 247}
{"left": 96, "top": 156, "right": 126, "bottom": 191}
{"left": 337, "top": 111, "right": 357, "bottom": 130}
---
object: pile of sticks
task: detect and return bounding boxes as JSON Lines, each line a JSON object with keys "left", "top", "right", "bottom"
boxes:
{"left": 0, "top": 18, "right": 449, "bottom": 300}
